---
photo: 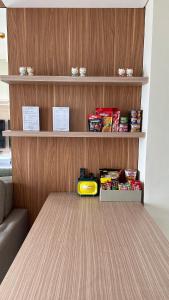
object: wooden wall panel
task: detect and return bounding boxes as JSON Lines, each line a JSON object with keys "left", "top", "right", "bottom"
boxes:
{"left": 0, "top": 1, "right": 5, "bottom": 8}
{"left": 7, "top": 8, "right": 145, "bottom": 223}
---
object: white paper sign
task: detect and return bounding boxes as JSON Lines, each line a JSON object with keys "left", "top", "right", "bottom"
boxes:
{"left": 53, "top": 107, "right": 69, "bottom": 131}
{"left": 22, "top": 106, "right": 40, "bottom": 131}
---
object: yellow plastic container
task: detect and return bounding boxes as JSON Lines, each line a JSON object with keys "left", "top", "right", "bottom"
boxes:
{"left": 77, "top": 181, "right": 98, "bottom": 196}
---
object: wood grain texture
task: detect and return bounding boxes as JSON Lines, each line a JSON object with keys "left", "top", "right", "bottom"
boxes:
{"left": 0, "top": 0, "right": 5, "bottom": 8}
{"left": 3, "top": 130, "right": 146, "bottom": 138}
{"left": 1, "top": 193, "right": 169, "bottom": 300}
{"left": 0, "top": 75, "right": 149, "bottom": 85}
{"left": 7, "top": 8, "right": 145, "bottom": 223}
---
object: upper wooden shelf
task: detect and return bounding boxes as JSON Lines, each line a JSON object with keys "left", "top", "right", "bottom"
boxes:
{"left": 0, "top": 75, "right": 149, "bottom": 86}
{"left": 3, "top": 130, "right": 145, "bottom": 138}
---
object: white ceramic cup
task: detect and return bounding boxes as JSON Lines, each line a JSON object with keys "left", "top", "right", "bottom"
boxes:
{"left": 118, "top": 68, "right": 125, "bottom": 77}
{"left": 27, "top": 67, "right": 34, "bottom": 76}
{"left": 80, "top": 67, "right": 87, "bottom": 77}
{"left": 71, "top": 67, "right": 78, "bottom": 77}
{"left": 126, "top": 68, "right": 134, "bottom": 77}
{"left": 19, "top": 66, "right": 27, "bottom": 76}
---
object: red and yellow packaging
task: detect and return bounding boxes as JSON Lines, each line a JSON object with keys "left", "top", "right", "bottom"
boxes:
{"left": 96, "top": 108, "right": 113, "bottom": 132}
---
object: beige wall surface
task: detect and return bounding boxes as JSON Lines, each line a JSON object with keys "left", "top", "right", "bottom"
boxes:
{"left": 0, "top": 102, "right": 9, "bottom": 120}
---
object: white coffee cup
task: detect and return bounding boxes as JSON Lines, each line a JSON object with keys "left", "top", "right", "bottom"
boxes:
{"left": 118, "top": 68, "right": 125, "bottom": 77}
{"left": 27, "top": 67, "right": 34, "bottom": 76}
{"left": 126, "top": 68, "right": 134, "bottom": 77}
{"left": 19, "top": 67, "right": 27, "bottom": 76}
{"left": 80, "top": 67, "right": 87, "bottom": 77}
{"left": 71, "top": 67, "right": 78, "bottom": 77}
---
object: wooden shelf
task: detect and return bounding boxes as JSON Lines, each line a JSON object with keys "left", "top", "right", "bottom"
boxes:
{"left": 3, "top": 130, "right": 145, "bottom": 138}
{"left": 0, "top": 75, "right": 149, "bottom": 86}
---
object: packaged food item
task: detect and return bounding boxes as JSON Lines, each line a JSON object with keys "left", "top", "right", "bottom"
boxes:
{"left": 131, "top": 124, "right": 141, "bottom": 132}
{"left": 131, "top": 180, "right": 142, "bottom": 190}
{"left": 125, "top": 169, "right": 137, "bottom": 181}
{"left": 129, "top": 110, "right": 142, "bottom": 132}
{"left": 137, "top": 110, "right": 142, "bottom": 118}
{"left": 88, "top": 114, "right": 102, "bottom": 132}
{"left": 131, "top": 110, "right": 137, "bottom": 118}
{"left": 100, "top": 169, "right": 122, "bottom": 190}
{"left": 100, "top": 177, "right": 112, "bottom": 184}
{"left": 100, "top": 168, "right": 142, "bottom": 192}
{"left": 112, "top": 109, "right": 120, "bottom": 132}
{"left": 112, "top": 180, "right": 119, "bottom": 190}
{"left": 96, "top": 108, "right": 113, "bottom": 132}
{"left": 118, "top": 183, "right": 131, "bottom": 191}
{"left": 120, "top": 116, "right": 128, "bottom": 124}
{"left": 102, "top": 116, "right": 112, "bottom": 132}
{"left": 108, "top": 170, "right": 120, "bottom": 180}
{"left": 102, "top": 182, "right": 112, "bottom": 190}
{"left": 131, "top": 117, "right": 138, "bottom": 125}
{"left": 119, "top": 124, "right": 129, "bottom": 132}
{"left": 100, "top": 177, "right": 112, "bottom": 190}
{"left": 137, "top": 118, "right": 142, "bottom": 125}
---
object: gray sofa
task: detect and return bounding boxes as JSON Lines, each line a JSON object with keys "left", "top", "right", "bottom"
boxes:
{"left": 0, "top": 177, "right": 28, "bottom": 283}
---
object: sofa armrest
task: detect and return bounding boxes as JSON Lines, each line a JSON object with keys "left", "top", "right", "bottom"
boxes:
{"left": 0, "top": 209, "right": 28, "bottom": 283}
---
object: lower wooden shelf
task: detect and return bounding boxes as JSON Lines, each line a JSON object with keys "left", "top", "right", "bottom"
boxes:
{"left": 3, "top": 130, "right": 145, "bottom": 138}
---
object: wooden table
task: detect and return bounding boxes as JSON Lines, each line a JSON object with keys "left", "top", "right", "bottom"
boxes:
{"left": 0, "top": 193, "right": 169, "bottom": 299}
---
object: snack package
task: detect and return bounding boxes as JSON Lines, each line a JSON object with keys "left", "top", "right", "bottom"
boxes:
{"left": 118, "top": 183, "right": 131, "bottom": 191}
{"left": 112, "top": 180, "right": 119, "bottom": 190}
{"left": 129, "top": 110, "right": 142, "bottom": 132}
{"left": 131, "top": 110, "right": 137, "bottom": 118}
{"left": 88, "top": 114, "right": 102, "bottom": 132}
{"left": 100, "top": 177, "right": 112, "bottom": 190}
{"left": 131, "top": 180, "right": 142, "bottom": 190}
{"left": 112, "top": 109, "right": 120, "bottom": 132}
{"left": 131, "top": 124, "right": 141, "bottom": 132}
{"left": 119, "top": 124, "right": 129, "bottom": 132}
{"left": 120, "top": 116, "right": 129, "bottom": 124}
{"left": 125, "top": 169, "right": 137, "bottom": 181}
{"left": 130, "top": 117, "right": 138, "bottom": 125}
{"left": 100, "top": 169, "right": 122, "bottom": 190}
{"left": 96, "top": 108, "right": 113, "bottom": 132}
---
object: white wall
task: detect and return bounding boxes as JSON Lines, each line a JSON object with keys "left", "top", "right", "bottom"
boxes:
{"left": 0, "top": 8, "right": 9, "bottom": 102}
{"left": 139, "top": 0, "right": 153, "bottom": 183}
{"left": 144, "top": 0, "right": 169, "bottom": 239}
{"left": 145, "top": 0, "right": 169, "bottom": 203}
{"left": 0, "top": 60, "right": 9, "bottom": 101}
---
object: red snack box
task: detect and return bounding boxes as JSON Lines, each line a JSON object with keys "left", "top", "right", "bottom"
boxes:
{"left": 131, "top": 180, "right": 142, "bottom": 190}
{"left": 96, "top": 108, "right": 113, "bottom": 132}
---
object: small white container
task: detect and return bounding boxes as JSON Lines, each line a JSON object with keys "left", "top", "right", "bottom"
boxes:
{"left": 27, "top": 67, "right": 34, "bottom": 76}
{"left": 126, "top": 68, "right": 134, "bottom": 77}
{"left": 19, "top": 67, "right": 27, "bottom": 76}
{"left": 80, "top": 67, "right": 87, "bottom": 77}
{"left": 71, "top": 67, "right": 78, "bottom": 77}
{"left": 118, "top": 68, "right": 125, "bottom": 77}
{"left": 100, "top": 189, "right": 142, "bottom": 202}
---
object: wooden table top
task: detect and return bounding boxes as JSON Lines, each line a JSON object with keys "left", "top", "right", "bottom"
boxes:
{"left": 0, "top": 193, "right": 169, "bottom": 299}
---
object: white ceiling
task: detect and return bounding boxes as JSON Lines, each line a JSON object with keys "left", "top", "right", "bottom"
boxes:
{"left": 2, "top": 0, "right": 148, "bottom": 8}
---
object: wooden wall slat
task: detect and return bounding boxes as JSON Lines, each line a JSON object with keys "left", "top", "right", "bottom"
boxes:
{"left": 0, "top": 0, "right": 5, "bottom": 8}
{"left": 7, "top": 8, "right": 145, "bottom": 223}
